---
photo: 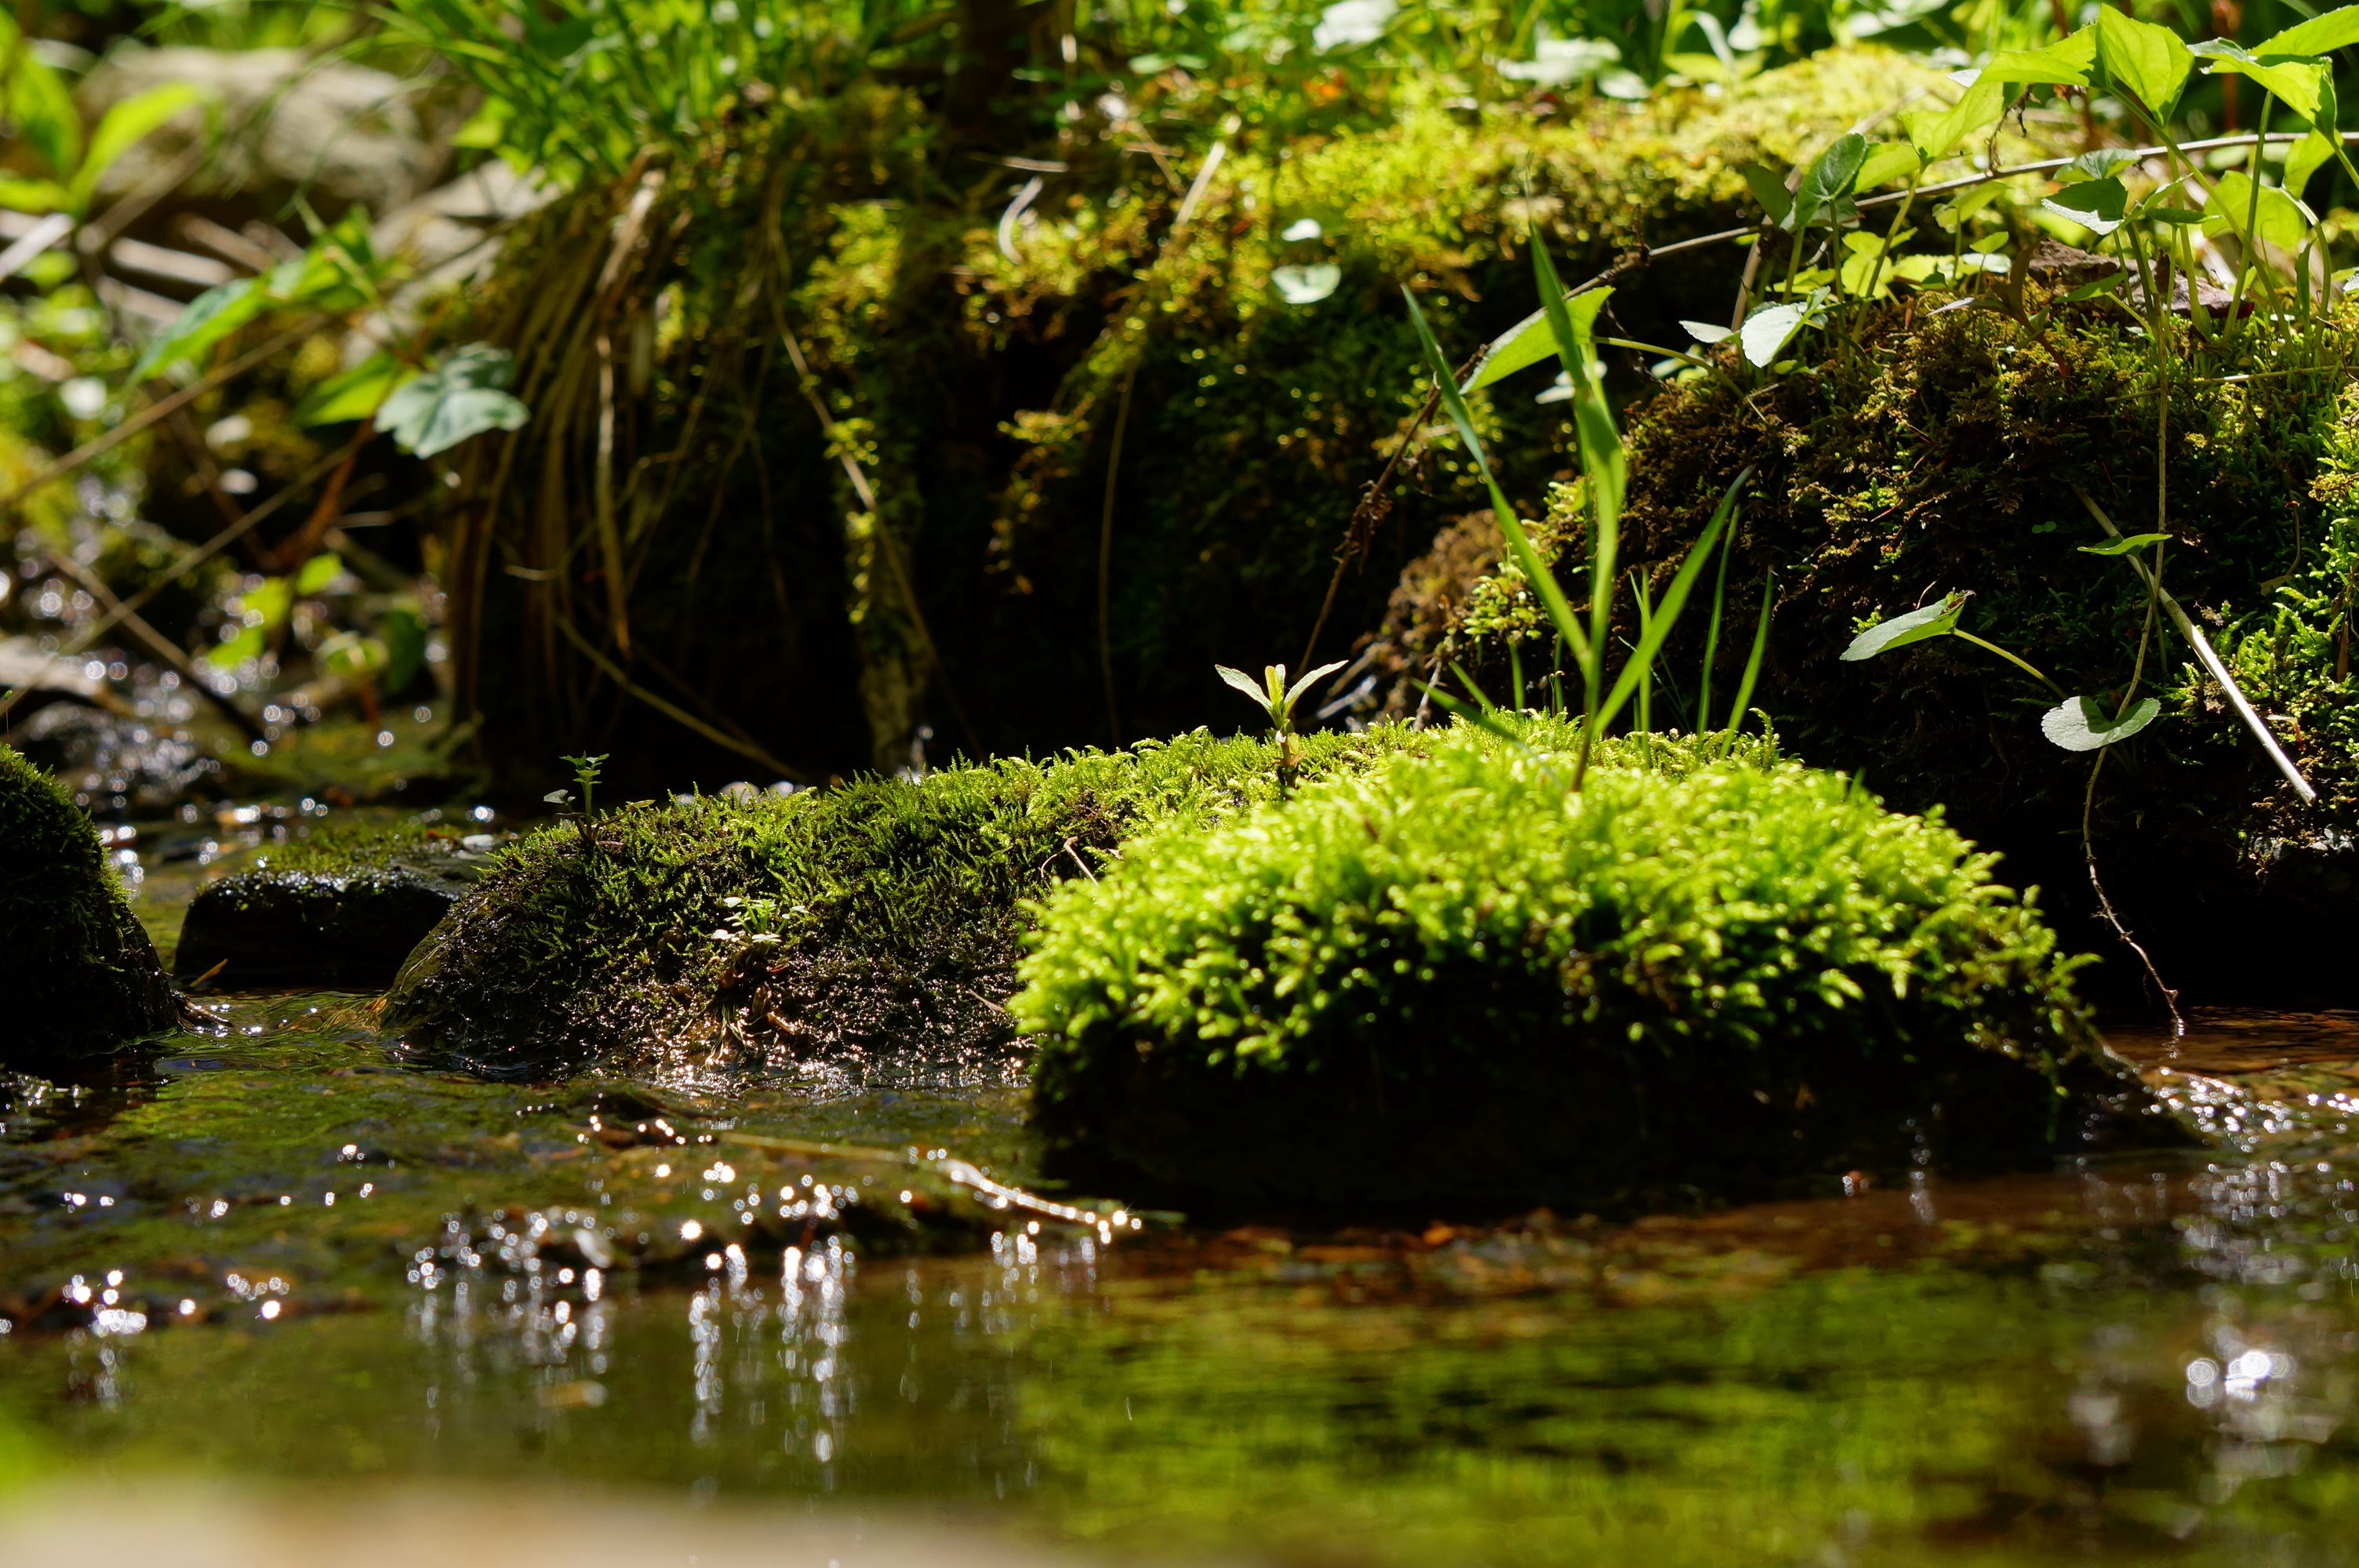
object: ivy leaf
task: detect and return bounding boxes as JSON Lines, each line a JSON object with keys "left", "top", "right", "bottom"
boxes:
{"left": 377, "top": 343, "right": 530, "bottom": 458}
{"left": 2077, "top": 532, "right": 2170, "bottom": 555}
{"left": 1840, "top": 592, "right": 1968, "bottom": 660}
{"left": 2097, "top": 5, "right": 2194, "bottom": 117}
{"left": 2041, "top": 695, "right": 2161, "bottom": 750}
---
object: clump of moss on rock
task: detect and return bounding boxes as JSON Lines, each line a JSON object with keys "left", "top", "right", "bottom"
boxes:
{"left": 175, "top": 826, "right": 497, "bottom": 990}
{"left": 1, "top": 743, "right": 180, "bottom": 1056}
{"left": 1016, "top": 720, "right": 2185, "bottom": 1213}
{"left": 1441, "top": 301, "right": 2359, "bottom": 1004}
{"left": 383, "top": 727, "right": 1428, "bottom": 1076}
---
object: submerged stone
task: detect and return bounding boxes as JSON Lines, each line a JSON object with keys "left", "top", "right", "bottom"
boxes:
{"left": 1016, "top": 724, "right": 2190, "bottom": 1213}
{"left": 174, "top": 830, "right": 489, "bottom": 989}
{"left": 0, "top": 742, "right": 180, "bottom": 1057}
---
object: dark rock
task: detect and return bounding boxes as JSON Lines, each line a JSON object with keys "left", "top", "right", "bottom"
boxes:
{"left": 174, "top": 857, "right": 475, "bottom": 990}
{"left": 1, "top": 743, "right": 181, "bottom": 1058}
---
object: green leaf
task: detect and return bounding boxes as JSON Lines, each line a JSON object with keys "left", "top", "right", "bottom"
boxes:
{"left": 1680, "top": 319, "right": 1734, "bottom": 345}
{"left": 293, "top": 553, "right": 345, "bottom": 596}
{"left": 1903, "top": 75, "right": 2005, "bottom": 162}
{"left": 1975, "top": 26, "right": 2096, "bottom": 88}
{"left": 2254, "top": 5, "right": 2359, "bottom": 60}
{"left": 1, "top": 26, "right": 82, "bottom": 179}
{"left": 377, "top": 343, "right": 531, "bottom": 457}
{"left": 293, "top": 352, "right": 410, "bottom": 426}
{"left": 318, "top": 631, "right": 390, "bottom": 680}
{"left": 2040, "top": 694, "right": 2161, "bottom": 750}
{"left": 1853, "top": 140, "right": 1922, "bottom": 191}
{"left": 1739, "top": 300, "right": 1809, "bottom": 367}
{"left": 1737, "top": 163, "right": 1793, "bottom": 224}
{"left": 68, "top": 82, "right": 208, "bottom": 215}
{"left": 2190, "top": 40, "right": 2332, "bottom": 122}
{"left": 1790, "top": 132, "right": 1867, "bottom": 234}
{"left": 0, "top": 176, "right": 69, "bottom": 214}
{"left": 132, "top": 277, "right": 265, "bottom": 382}
{"left": 2096, "top": 5, "right": 2193, "bottom": 116}
{"left": 207, "top": 625, "right": 264, "bottom": 668}
{"left": 1464, "top": 286, "right": 1612, "bottom": 391}
{"left": 2285, "top": 127, "right": 2339, "bottom": 196}
{"left": 2077, "top": 532, "right": 2170, "bottom": 555}
{"left": 2204, "top": 170, "right": 2313, "bottom": 252}
{"left": 2042, "top": 175, "right": 2128, "bottom": 237}
{"left": 382, "top": 601, "right": 429, "bottom": 692}
{"left": 1839, "top": 592, "right": 1967, "bottom": 660}
{"left": 1215, "top": 662, "right": 1278, "bottom": 716}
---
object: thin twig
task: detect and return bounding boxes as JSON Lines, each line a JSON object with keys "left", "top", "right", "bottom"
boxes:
{"left": 552, "top": 608, "right": 810, "bottom": 782}
{"left": 1097, "top": 359, "right": 1139, "bottom": 746}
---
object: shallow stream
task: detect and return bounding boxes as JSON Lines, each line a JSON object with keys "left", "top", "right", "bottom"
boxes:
{"left": 6, "top": 815, "right": 2359, "bottom": 1564}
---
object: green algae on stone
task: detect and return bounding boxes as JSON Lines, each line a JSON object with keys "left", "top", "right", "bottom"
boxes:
{"left": 0, "top": 743, "right": 178, "bottom": 1058}
{"left": 174, "top": 825, "right": 494, "bottom": 990}
{"left": 382, "top": 727, "right": 1429, "bottom": 1075}
{"left": 1445, "top": 301, "right": 2359, "bottom": 1002}
{"left": 1016, "top": 720, "right": 2186, "bottom": 1212}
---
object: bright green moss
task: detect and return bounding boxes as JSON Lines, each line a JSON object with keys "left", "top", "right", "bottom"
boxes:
{"left": 0, "top": 743, "right": 177, "bottom": 1056}
{"left": 382, "top": 726, "right": 1431, "bottom": 1073}
{"left": 1448, "top": 301, "right": 2359, "bottom": 1001}
{"left": 1016, "top": 720, "right": 2182, "bottom": 1211}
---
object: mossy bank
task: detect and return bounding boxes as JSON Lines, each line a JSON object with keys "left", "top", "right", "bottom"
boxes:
{"left": 435, "top": 47, "right": 2028, "bottom": 791}
{"left": 1, "top": 743, "right": 180, "bottom": 1057}
{"left": 1016, "top": 723, "right": 2186, "bottom": 1212}
{"left": 1442, "top": 302, "right": 2359, "bottom": 1004}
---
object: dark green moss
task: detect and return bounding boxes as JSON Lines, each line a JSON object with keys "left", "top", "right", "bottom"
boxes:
{"left": 382, "top": 726, "right": 1430, "bottom": 1074}
{"left": 0, "top": 743, "right": 178, "bottom": 1056}
{"left": 1016, "top": 720, "right": 2186, "bottom": 1213}
{"left": 1449, "top": 303, "right": 2359, "bottom": 1004}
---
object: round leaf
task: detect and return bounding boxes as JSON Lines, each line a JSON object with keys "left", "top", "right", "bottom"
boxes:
{"left": 2040, "top": 695, "right": 2161, "bottom": 750}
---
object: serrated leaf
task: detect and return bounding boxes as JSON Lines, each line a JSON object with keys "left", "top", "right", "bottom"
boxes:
{"left": 1464, "top": 286, "right": 1612, "bottom": 391}
{"left": 1739, "top": 300, "right": 1810, "bottom": 367}
{"left": 1840, "top": 592, "right": 1967, "bottom": 660}
{"left": 2041, "top": 694, "right": 2161, "bottom": 750}
{"left": 377, "top": 343, "right": 530, "bottom": 458}
{"left": 2077, "top": 532, "right": 2170, "bottom": 556}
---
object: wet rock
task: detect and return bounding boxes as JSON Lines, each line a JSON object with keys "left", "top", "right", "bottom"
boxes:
{"left": 1018, "top": 724, "right": 2196, "bottom": 1214}
{"left": 174, "top": 835, "right": 488, "bottom": 989}
{"left": 1, "top": 743, "right": 180, "bottom": 1057}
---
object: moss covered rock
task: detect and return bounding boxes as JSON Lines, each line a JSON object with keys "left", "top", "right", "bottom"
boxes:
{"left": 383, "top": 727, "right": 1428, "bottom": 1075}
{"left": 440, "top": 47, "right": 2012, "bottom": 791}
{"left": 174, "top": 827, "right": 493, "bottom": 989}
{"left": 1016, "top": 721, "right": 2183, "bottom": 1212}
{"left": 1442, "top": 303, "right": 2359, "bottom": 1004}
{"left": 1, "top": 744, "right": 180, "bottom": 1056}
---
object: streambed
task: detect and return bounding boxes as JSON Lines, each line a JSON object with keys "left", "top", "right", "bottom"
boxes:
{"left": 5, "top": 820, "right": 2359, "bottom": 1564}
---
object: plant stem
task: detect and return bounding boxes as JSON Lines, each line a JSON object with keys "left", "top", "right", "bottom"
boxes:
{"left": 1952, "top": 630, "right": 2066, "bottom": 695}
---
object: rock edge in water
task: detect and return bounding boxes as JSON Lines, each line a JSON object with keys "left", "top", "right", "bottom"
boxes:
{"left": 1, "top": 742, "right": 180, "bottom": 1057}
{"left": 174, "top": 830, "right": 489, "bottom": 989}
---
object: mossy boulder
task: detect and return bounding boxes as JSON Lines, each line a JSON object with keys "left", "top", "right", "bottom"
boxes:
{"left": 1444, "top": 303, "right": 2359, "bottom": 1004}
{"left": 382, "top": 727, "right": 1429, "bottom": 1076}
{"left": 174, "top": 828, "right": 494, "bottom": 989}
{"left": 441, "top": 47, "right": 2025, "bottom": 790}
{"left": 1, "top": 744, "right": 180, "bottom": 1056}
{"left": 1015, "top": 722, "right": 2185, "bottom": 1213}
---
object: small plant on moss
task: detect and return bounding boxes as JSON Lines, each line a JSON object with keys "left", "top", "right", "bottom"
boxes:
{"left": 1016, "top": 719, "right": 2177, "bottom": 1209}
